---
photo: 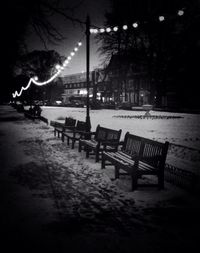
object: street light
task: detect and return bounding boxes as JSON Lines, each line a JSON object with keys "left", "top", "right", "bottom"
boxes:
{"left": 85, "top": 15, "right": 91, "bottom": 132}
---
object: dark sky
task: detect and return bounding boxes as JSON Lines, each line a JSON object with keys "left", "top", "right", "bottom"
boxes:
{"left": 26, "top": 0, "right": 111, "bottom": 75}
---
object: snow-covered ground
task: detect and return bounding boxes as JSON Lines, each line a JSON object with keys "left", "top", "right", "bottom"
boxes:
{"left": 39, "top": 106, "right": 200, "bottom": 175}
{"left": 1, "top": 105, "right": 200, "bottom": 252}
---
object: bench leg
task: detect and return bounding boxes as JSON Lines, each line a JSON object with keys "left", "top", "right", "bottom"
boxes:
{"left": 58, "top": 131, "right": 60, "bottom": 138}
{"left": 67, "top": 137, "right": 70, "bottom": 146}
{"left": 131, "top": 170, "right": 138, "bottom": 191}
{"left": 86, "top": 148, "right": 89, "bottom": 158}
{"left": 115, "top": 166, "right": 119, "bottom": 179}
{"left": 78, "top": 141, "right": 82, "bottom": 152}
{"left": 54, "top": 129, "right": 56, "bottom": 137}
{"left": 158, "top": 171, "right": 164, "bottom": 189}
{"left": 101, "top": 155, "right": 105, "bottom": 169}
{"left": 62, "top": 134, "right": 64, "bottom": 142}
{"left": 95, "top": 150, "right": 99, "bottom": 162}
{"left": 72, "top": 140, "right": 75, "bottom": 149}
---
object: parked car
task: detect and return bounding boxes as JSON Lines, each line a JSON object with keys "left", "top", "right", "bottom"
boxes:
{"left": 101, "top": 101, "right": 116, "bottom": 109}
{"left": 65, "top": 100, "right": 84, "bottom": 108}
{"left": 90, "top": 100, "right": 102, "bottom": 109}
{"left": 119, "top": 102, "right": 133, "bottom": 110}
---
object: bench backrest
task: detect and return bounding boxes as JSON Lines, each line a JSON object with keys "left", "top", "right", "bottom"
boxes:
{"left": 122, "top": 132, "right": 169, "bottom": 168}
{"left": 75, "top": 120, "right": 87, "bottom": 132}
{"left": 140, "top": 138, "right": 169, "bottom": 168}
{"left": 122, "top": 132, "right": 143, "bottom": 156}
{"left": 65, "top": 117, "right": 76, "bottom": 127}
{"left": 95, "top": 125, "right": 122, "bottom": 142}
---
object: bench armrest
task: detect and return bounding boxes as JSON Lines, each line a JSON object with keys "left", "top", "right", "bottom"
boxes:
{"left": 101, "top": 140, "right": 120, "bottom": 145}
{"left": 82, "top": 131, "right": 95, "bottom": 139}
{"left": 101, "top": 141, "right": 120, "bottom": 151}
{"left": 69, "top": 130, "right": 91, "bottom": 137}
{"left": 62, "top": 125, "right": 76, "bottom": 131}
{"left": 74, "top": 130, "right": 90, "bottom": 135}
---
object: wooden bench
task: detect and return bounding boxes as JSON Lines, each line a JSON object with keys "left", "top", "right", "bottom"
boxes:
{"left": 50, "top": 120, "right": 59, "bottom": 127}
{"left": 62, "top": 120, "right": 89, "bottom": 149}
{"left": 51, "top": 117, "right": 76, "bottom": 138}
{"left": 38, "top": 116, "right": 48, "bottom": 125}
{"left": 102, "top": 132, "right": 169, "bottom": 191}
{"left": 79, "top": 125, "right": 122, "bottom": 162}
{"left": 24, "top": 111, "right": 39, "bottom": 121}
{"left": 24, "top": 111, "right": 48, "bottom": 125}
{"left": 50, "top": 117, "right": 73, "bottom": 128}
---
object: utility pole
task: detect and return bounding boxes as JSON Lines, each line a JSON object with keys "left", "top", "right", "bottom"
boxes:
{"left": 86, "top": 15, "right": 91, "bottom": 132}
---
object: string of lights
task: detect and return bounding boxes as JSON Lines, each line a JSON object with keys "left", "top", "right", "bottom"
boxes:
{"left": 89, "top": 9, "right": 185, "bottom": 34}
{"left": 12, "top": 40, "right": 83, "bottom": 98}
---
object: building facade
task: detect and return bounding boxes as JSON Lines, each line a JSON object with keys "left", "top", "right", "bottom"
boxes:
{"left": 61, "top": 72, "right": 94, "bottom": 104}
{"left": 61, "top": 56, "right": 156, "bottom": 107}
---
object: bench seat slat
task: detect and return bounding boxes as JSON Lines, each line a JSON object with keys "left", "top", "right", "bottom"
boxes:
{"left": 103, "top": 152, "right": 135, "bottom": 166}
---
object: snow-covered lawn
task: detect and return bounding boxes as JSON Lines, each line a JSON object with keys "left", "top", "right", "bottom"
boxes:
{"left": 41, "top": 106, "right": 200, "bottom": 149}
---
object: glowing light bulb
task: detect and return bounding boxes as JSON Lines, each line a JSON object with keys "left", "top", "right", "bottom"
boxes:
{"left": 74, "top": 47, "right": 78, "bottom": 51}
{"left": 68, "top": 56, "right": 72, "bottom": 60}
{"left": 123, "top": 25, "right": 128, "bottom": 30}
{"left": 100, "top": 28, "right": 105, "bottom": 33}
{"left": 113, "top": 26, "right": 118, "bottom": 32}
{"left": 178, "top": 10, "right": 184, "bottom": 16}
{"left": 106, "top": 27, "right": 111, "bottom": 32}
{"left": 55, "top": 64, "right": 61, "bottom": 70}
{"left": 34, "top": 76, "right": 38, "bottom": 81}
{"left": 132, "top": 22, "right": 138, "bottom": 28}
{"left": 159, "top": 16, "right": 165, "bottom": 22}
{"left": 71, "top": 52, "right": 75, "bottom": 56}
{"left": 78, "top": 42, "right": 82, "bottom": 46}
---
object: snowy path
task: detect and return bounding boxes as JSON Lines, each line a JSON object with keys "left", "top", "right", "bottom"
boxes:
{"left": 0, "top": 105, "right": 200, "bottom": 252}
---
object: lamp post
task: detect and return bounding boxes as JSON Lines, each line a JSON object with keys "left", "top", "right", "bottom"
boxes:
{"left": 85, "top": 15, "right": 91, "bottom": 132}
